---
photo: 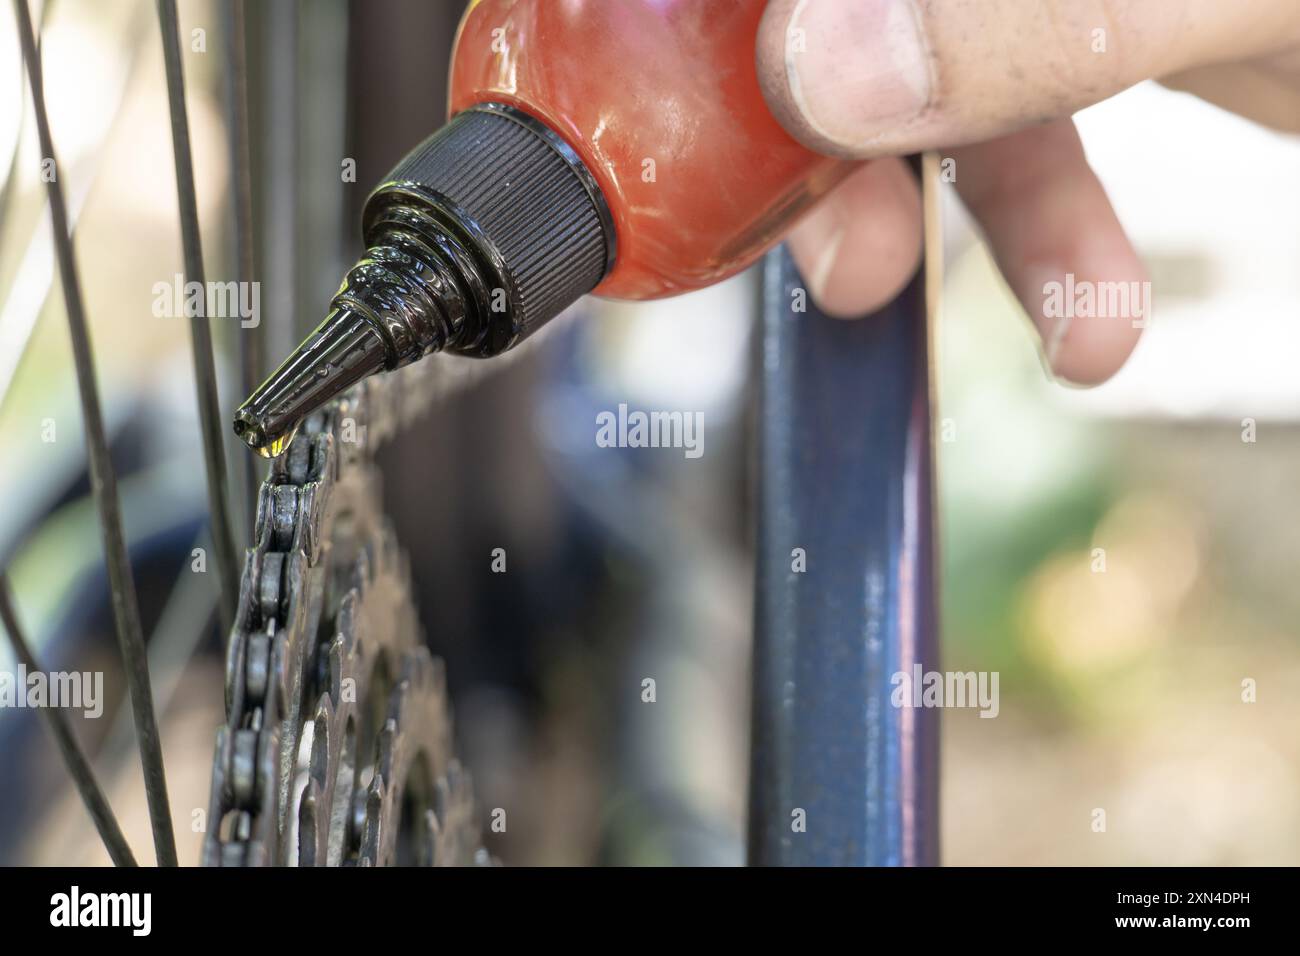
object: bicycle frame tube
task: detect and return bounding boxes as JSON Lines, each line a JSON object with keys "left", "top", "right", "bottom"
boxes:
{"left": 748, "top": 244, "right": 939, "bottom": 866}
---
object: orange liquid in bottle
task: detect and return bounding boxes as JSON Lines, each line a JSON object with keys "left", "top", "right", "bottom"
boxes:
{"left": 449, "top": 0, "right": 856, "bottom": 300}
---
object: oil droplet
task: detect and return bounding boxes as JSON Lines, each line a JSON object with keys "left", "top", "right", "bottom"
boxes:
{"left": 252, "top": 423, "right": 299, "bottom": 459}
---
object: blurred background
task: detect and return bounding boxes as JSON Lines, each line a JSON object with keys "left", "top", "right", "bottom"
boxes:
{"left": 0, "top": 0, "right": 1297, "bottom": 866}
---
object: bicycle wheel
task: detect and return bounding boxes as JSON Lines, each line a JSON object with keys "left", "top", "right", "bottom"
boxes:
{"left": 1, "top": 0, "right": 483, "bottom": 867}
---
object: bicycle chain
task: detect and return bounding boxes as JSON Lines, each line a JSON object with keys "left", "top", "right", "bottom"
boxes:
{"left": 202, "top": 358, "right": 488, "bottom": 866}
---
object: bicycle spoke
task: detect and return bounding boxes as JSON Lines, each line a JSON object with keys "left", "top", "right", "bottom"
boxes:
{"left": 220, "top": 0, "right": 262, "bottom": 532}
{"left": 102, "top": 534, "right": 217, "bottom": 767}
{"left": 0, "top": 0, "right": 53, "bottom": 291}
{"left": 155, "top": 0, "right": 239, "bottom": 635}
{"left": 12, "top": 0, "right": 178, "bottom": 868}
{"left": 0, "top": 574, "right": 138, "bottom": 867}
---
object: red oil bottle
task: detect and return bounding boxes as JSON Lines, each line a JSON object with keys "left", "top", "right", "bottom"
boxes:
{"left": 235, "top": 0, "right": 855, "bottom": 455}
{"left": 451, "top": 0, "right": 852, "bottom": 299}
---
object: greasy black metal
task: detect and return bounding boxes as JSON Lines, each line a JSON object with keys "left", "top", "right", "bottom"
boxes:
{"left": 749, "top": 245, "right": 939, "bottom": 866}
{"left": 208, "top": 382, "right": 487, "bottom": 866}
{"left": 221, "top": 0, "right": 261, "bottom": 528}
{"left": 235, "top": 103, "right": 614, "bottom": 456}
{"left": 157, "top": 0, "right": 239, "bottom": 636}
{"left": 0, "top": 575, "right": 137, "bottom": 867}
{"left": 12, "top": 0, "right": 177, "bottom": 867}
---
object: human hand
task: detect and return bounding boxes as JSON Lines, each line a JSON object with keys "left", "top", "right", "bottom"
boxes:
{"left": 757, "top": 0, "right": 1300, "bottom": 384}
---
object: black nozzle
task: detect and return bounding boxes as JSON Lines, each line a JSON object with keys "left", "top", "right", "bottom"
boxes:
{"left": 234, "top": 102, "right": 615, "bottom": 457}
{"left": 233, "top": 306, "right": 387, "bottom": 457}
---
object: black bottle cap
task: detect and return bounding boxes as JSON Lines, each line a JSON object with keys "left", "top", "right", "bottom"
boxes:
{"left": 234, "top": 104, "right": 616, "bottom": 458}
{"left": 362, "top": 103, "right": 616, "bottom": 356}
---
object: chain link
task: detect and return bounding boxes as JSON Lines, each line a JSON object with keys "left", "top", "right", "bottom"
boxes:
{"left": 203, "top": 357, "right": 490, "bottom": 866}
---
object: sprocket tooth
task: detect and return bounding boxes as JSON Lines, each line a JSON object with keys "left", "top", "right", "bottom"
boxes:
{"left": 206, "top": 400, "right": 485, "bottom": 867}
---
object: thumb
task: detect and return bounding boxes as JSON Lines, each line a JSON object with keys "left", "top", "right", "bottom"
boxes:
{"left": 756, "top": 0, "right": 1300, "bottom": 158}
